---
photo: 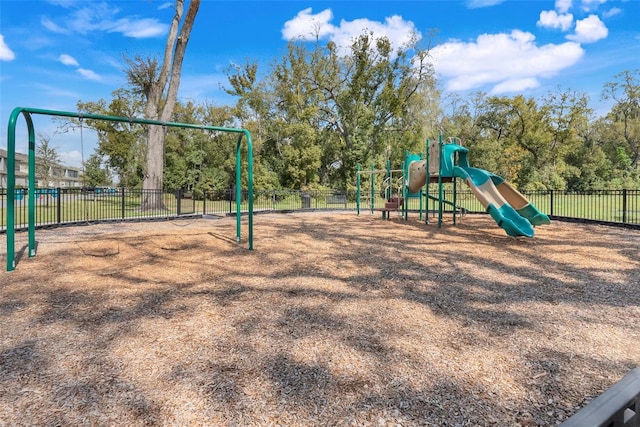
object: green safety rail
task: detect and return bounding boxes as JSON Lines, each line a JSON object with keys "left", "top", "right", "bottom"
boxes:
{"left": 5, "top": 107, "right": 254, "bottom": 272}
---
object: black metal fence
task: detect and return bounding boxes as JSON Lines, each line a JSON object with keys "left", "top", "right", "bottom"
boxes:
{"left": 412, "top": 188, "right": 640, "bottom": 227}
{"left": 3, "top": 187, "right": 640, "bottom": 232}
{"left": 1, "top": 187, "right": 194, "bottom": 231}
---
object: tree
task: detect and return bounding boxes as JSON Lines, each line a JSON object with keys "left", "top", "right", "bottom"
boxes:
{"left": 78, "top": 88, "right": 146, "bottom": 188}
{"left": 262, "top": 45, "right": 322, "bottom": 189}
{"left": 35, "top": 132, "right": 61, "bottom": 208}
{"left": 126, "top": 0, "right": 200, "bottom": 210}
{"left": 307, "top": 33, "right": 434, "bottom": 188}
{"left": 591, "top": 115, "right": 640, "bottom": 188}
{"left": 540, "top": 88, "right": 592, "bottom": 189}
{"left": 438, "top": 92, "right": 497, "bottom": 171}
{"left": 82, "top": 153, "right": 112, "bottom": 188}
{"left": 602, "top": 69, "right": 640, "bottom": 168}
{"left": 227, "top": 31, "right": 437, "bottom": 190}
{"left": 36, "top": 132, "right": 61, "bottom": 188}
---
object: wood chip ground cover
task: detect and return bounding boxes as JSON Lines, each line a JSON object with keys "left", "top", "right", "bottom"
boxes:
{"left": 1, "top": 212, "right": 639, "bottom": 426}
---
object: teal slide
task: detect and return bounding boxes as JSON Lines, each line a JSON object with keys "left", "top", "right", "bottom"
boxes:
{"left": 453, "top": 166, "right": 542, "bottom": 237}
{"left": 408, "top": 142, "right": 550, "bottom": 237}
{"left": 485, "top": 171, "right": 551, "bottom": 227}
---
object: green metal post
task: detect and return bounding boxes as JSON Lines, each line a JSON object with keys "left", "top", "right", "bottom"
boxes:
{"left": 386, "top": 159, "right": 391, "bottom": 200}
{"left": 438, "top": 134, "right": 444, "bottom": 228}
{"left": 370, "top": 164, "right": 375, "bottom": 215}
{"left": 403, "top": 150, "right": 408, "bottom": 221}
{"left": 452, "top": 137, "right": 458, "bottom": 225}
{"left": 7, "top": 109, "right": 37, "bottom": 271}
{"left": 384, "top": 159, "right": 391, "bottom": 220}
{"left": 28, "top": 114, "right": 36, "bottom": 256}
{"left": 234, "top": 131, "right": 253, "bottom": 249}
{"left": 419, "top": 152, "right": 424, "bottom": 222}
{"left": 244, "top": 131, "right": 254, "bottom": 250}
{"left": 6, "top": 122, "right": 13, "bottom": 269}
{"left": 402, "top": 160, "right": 407, "bottom": 221}
{"left": 425, "top": 139, "right": 430, "bottom": 224}
{"left": 235, "top": 142, "right": 241, "bottom": 242}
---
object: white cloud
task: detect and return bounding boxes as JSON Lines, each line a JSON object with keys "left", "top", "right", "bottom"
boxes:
{"left": 77, "top": 68, "right": 102, "bottom": 81}
{"left": 0, "top": 34, "right": 16, "bottom": 61}
{"left": 66, "top": 3, "right": 119, "bottom": 34}
{"left": 178, "top": 72, "right": 230, "bottom": 103}
{"left": 282, "top": 8, "right": 336, "bottom": 41}
{"left": 493, "top": 77, "right": 541, "bottom": 93}
{"left": 32, "top": 82, "right": 82, "bottom": 99}
{"left": 59, "top": 54, "right": 79, "bottom": 66}
{"left": 41, "top": 16, "right": 70, "bottom": 34}
{"left": 580, "top": 0, "right": 607, "bottom": 12}
{"left": 538, "top": 10, "right": 574, "bottom": 31}
{"left": 334, "top": 15, "right": 418, "bottom": 52}
{"left": 59, "top": 150, "right": 84, "bottom": 168}
{"left": 282, "top": 8, "right": 419, "bottom": 56}
{"left": 42, "top": 3, "right": 168, "bottom": 39}
{"left": 109, "top": 18, "right": 169, "bottom": 38}
{"left": 430, "top": 30, "right": 584, "bottom": 94}
{"left": 157, "top": 2, "right": 173, "bottom": 11}
{"left": 103, "top": 55, "right": 123, "bottom": 70}
{"left": 466, "top": 0, "right": 506, "bottom": 9}
{"left": 567, "top": 15, "right": 608, "bottom": 43}
{"left": 602, "top": 7, "right": 621, "bottom": 18}
{"left": 46, "top": 0, "right": 79, "bottom": 8}
{"left": 555, "top": 0, "right": 573, "bottom": 14}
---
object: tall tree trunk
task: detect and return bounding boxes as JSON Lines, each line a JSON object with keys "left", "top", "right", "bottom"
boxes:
{"left": 143, "top": 124, "right": 166, "bottom": 209}
{"left": 141, "top": 0, "right": 200, "bottom": 210}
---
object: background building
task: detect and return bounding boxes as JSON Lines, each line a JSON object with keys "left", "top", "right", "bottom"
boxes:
{"left": 0, "top": 149, "right": 82, "bottom": 188}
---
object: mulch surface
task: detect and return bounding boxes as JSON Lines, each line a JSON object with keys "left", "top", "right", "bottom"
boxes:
{"left": 1, "top": 212, "right": 639, "bottom": 426}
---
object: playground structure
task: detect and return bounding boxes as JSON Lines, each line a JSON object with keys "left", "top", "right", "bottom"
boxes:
{"left": 357, "top": 135, "right": 550, "bottom": 237}
{"left": 4, "top": 107, "right": 255, "bottom": 272}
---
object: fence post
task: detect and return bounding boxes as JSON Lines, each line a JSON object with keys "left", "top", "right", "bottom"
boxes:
{"left": 177, "top": 189, "right": 182, "bottom": 216}
{"left": 550, "top": 190, "right": 554, "bottom": 217}
{"left": 121, "top": 187, "right": 125, "bottom": 220}
{"left": 622, "top": 189, "right": 627, "bottom": 224}
{"left": 56, "top": 187, "right": 62, "bottom": 224}
{"left": 203, "top": 191, "right": 207, "bottom": 215}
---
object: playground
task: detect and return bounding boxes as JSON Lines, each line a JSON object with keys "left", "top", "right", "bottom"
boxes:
{"left": 356, "top": 136, "right": 551, "bottom": 239}
{"left": 1, "top": 212, "right": 639, "bottom": 426}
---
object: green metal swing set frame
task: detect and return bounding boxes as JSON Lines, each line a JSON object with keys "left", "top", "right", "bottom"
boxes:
{"left": 5, "top": 107, "right": 255, "bottom": 272}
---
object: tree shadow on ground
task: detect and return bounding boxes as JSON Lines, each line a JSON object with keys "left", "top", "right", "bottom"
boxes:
{"left": 1, "top": 213, "right": 639, "bottom": 425}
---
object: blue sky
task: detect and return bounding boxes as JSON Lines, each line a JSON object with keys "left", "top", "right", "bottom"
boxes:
{"left": 1, "top": 0, "right": 638, "bottom": 168}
